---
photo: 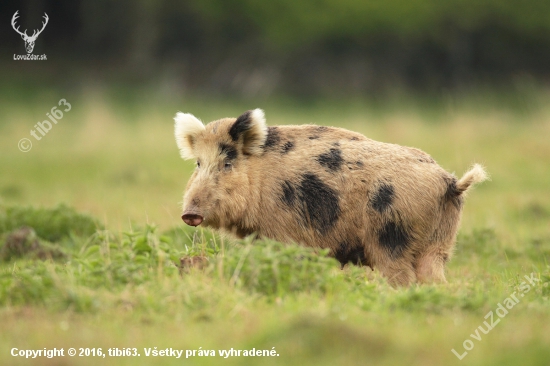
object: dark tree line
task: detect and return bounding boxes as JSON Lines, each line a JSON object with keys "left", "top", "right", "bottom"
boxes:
{"left": 2, "top": 0, "right": 549, "bottom": 96}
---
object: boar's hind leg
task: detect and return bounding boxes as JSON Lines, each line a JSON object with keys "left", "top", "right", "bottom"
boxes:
{"left": 377, "top": 258, "right": 416, "bottom": 287}
{"left": 414, "top": 248, "right": 448, "bottom": 284}
{"left": 415, "top": 200, "right": 462, "bottom": 284}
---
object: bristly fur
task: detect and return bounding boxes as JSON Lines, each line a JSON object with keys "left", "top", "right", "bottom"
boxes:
{"left": 455, "top": 164, "right": 488, "bottom": 195}
{"left": 175, "top": 109, "right": 488, "bottom": 287}
{"left": 174, "top": 112, "right": 205, "bottom": 159}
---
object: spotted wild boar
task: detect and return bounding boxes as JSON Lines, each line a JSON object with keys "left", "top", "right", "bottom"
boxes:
{"left": 174, "top": 109, "right": 487, "bottom": 286}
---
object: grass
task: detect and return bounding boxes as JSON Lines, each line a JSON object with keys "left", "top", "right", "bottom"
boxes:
{"left": 0, "top": 86, "right": 549, "bottom": 365}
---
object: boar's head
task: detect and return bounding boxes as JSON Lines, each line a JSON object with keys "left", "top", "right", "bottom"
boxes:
{"left": 174, "top": 109, "right": 267, "bottom": 233}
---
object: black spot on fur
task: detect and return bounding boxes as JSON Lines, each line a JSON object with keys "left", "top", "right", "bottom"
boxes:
{"left": 297, "top": 173, "right": 340, "bottom": 234}
{"left": 316, "top": 148, "right": 343, "bottom": 172}
{"left": 211, "top": 120, "right": 221, "bottom": 133}
{"left": 263, "top": 127, "right": 281, "bottom": 149}
{"left": 378, "top": 221, "right": 410, "bottom": 258}
{"left": 346, "top": 160, "right": 364, "bottom": 170}
{"left": 443, "top": 176, "right": 463, "bottom": 209}
{"left": 229, "top": 110, "right": 252, "bottom": 141}
{"left": 281, "top": 181, "right": 296, "bottom": 206}
{"left": 350, "top": 137, "right": 359, "bottom": 141}
{"left": 418, "top": 158, "right": 433, "bottom": 163}
{"left": 219, "top": 143, "right": 238, "bottom": 161}
{"left": 415, "top": 155, "right": 435, "bottom": 164}
{"left": 334, "top": 238, "right": 369, "bottom": 268}
{"left": 308, "top": 135, "right": 320, "bottom": 140}
{"left": 370, "top": 183, "right": 394, "bottom": 213}
{"left": 234, "top": 223, "right": 255, "bottom": 238}
{"left": 408, "top": 147, "right": 435, "bottom": 164}
{"left": 282, "top": 141, "right": 294, "bottom": 154}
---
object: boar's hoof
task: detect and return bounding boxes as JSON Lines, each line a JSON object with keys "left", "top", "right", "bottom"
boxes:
{"left": 181, "top": 213, "right": 203, "bottom": 226}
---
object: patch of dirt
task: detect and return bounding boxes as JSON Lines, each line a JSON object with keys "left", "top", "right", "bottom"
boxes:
{"left": 178, "top": 255, "right": 209, "bottom": 274}
{"left": 0, "top": 226, "right": 66, "bottom": 261}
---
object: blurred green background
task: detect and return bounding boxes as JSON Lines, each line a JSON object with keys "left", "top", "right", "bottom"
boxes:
{"left": 1, "top": 0, "right": 549, "bottom": 96}
{"left": 1, "top": 1, "right": 550, "bottom": 366}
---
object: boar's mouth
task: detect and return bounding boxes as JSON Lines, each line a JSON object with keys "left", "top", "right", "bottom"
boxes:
{"left": 181, "top": 212, "right": 204, "bottom": 227}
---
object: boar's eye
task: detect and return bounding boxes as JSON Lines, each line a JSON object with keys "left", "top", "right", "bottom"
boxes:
{"left": 224, "top": 161, "right": 233, "bottom": 170}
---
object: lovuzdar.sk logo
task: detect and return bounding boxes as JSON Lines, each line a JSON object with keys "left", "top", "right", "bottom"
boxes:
{"left": 12, "top": 10, "right": 48, "bottom": 61}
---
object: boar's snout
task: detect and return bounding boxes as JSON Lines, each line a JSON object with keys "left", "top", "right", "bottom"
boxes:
{"left": 181, "top": 213, "right": 204, "bottom": 227}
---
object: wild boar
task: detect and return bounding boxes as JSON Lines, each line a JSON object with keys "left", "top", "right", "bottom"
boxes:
{"left": 174, "top": 109, "right": 487, "bottom": 286}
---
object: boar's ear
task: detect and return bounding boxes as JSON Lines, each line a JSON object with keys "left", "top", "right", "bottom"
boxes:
{"left": 174, "top": 112, "right": 206, "bottom": 159}
{"left": 229, "top": 109, "right": 267, "bottom": 155}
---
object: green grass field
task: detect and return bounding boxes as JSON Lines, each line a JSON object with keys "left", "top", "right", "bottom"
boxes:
{"left": 1, "top": 87, "right": 549, "bottom": 365}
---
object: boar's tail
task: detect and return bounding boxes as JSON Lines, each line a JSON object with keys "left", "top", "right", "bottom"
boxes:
{"left": 455, "top": 164, "right": 488, "bottom": 195}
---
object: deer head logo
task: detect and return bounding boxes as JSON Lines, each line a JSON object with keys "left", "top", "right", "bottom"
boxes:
{"left": 12, "top": 11, "right": 49, "bottom": 54}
